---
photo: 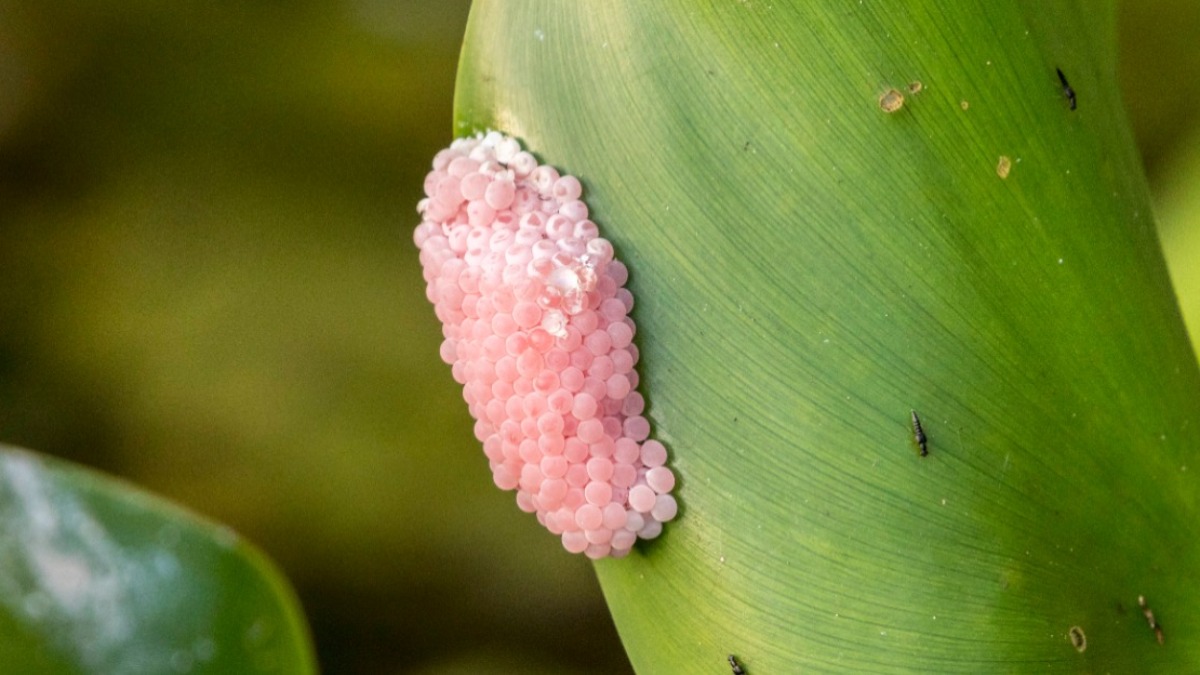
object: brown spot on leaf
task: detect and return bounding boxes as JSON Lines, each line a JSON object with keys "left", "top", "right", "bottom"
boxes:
{"left": 1068, "top": 626, "right": 1086, "bottom": 653}
{"left": 879, "top": 89, "right": 905, "bottom": 113}
{"left": 997, "top": 155, "right": 1012, "bottom": 179}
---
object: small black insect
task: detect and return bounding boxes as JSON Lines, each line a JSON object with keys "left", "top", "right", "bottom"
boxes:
{"left": 911, "top": 410, "right": 928, "bottom": 457}
{"left": 1056, "top": 68, "right": 1076, "bottom": 111}
{"left": 728, "top": 654, "right": 746, "bottom": 674}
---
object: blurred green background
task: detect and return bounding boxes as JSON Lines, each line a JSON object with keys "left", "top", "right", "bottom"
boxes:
{"left": 0, "top": 1, "right": 1198, "bottom": 673}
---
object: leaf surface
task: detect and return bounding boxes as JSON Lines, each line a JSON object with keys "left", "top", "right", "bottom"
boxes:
{"left": 0, "top": 446, "right": 316, "bottom": 674}
{"left": 455, "top": 2, "right": 1200, "bottom": 671}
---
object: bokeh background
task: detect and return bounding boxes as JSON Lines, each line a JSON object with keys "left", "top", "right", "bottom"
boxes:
{"left": 1, "top": 2, "right": 1198, "bottom": 673}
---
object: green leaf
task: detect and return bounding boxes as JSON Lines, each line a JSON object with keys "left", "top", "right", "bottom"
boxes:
{"left": 453, "top": 2, "right": 1200, "bottom": 672}
{"left": 1156, "top": 127, "right": 1200, "bottom": 358}
{"left": 0, "top": 445, "right": 316, "bottom": 674}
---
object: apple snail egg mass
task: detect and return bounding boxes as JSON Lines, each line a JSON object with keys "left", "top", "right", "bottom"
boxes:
{"left": 413, "top": 131, "right": 678, "bottom": 559}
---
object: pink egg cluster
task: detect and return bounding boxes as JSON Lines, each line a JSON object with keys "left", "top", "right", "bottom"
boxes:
{"left": 413, "top": 131, "right": 678, "bottom": 558}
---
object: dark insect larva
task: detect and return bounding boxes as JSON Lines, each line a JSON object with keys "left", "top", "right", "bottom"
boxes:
{"left": 728, "top": 654, "right": 746, "bottom": 674}
{"left": 911, "top": 409, "right": 928, "bottom": 457}
{"left": 1056, "top": 68, "right": 1077, "bottom": 111}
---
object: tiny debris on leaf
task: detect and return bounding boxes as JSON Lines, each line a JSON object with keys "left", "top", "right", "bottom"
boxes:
{"left": 1138, "top": 595, "right": 1165, "bottom": 644}
{"left": 1056, "top": 67, "right": 1077, "bottom": 111}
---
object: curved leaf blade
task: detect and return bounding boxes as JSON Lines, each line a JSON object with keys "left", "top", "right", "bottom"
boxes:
{"left": 0, "top": 446, "right": 316, "bottom": 674}
{"left": 455, "top": 2, "right": 1200, "bottom": 672}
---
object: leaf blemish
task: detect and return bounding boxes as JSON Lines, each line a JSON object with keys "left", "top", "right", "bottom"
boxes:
{"left": 878, "top": 88, "right": 905, "bottom": 113}
{"left": 907, "top": 80, "right": 923, "bottom": 94}
{"left": 997, "top": 155, "right": 1012, "bottom": 179}
{"left": 1056, "top": 67, "right": 1077, "bottom": 111}
{"left": 1069, "top": 625, "right": 1086, "bottom": 652}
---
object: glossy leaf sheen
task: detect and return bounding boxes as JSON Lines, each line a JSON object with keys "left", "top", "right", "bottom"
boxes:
{"left": 0, "top": 446, "right": 316, "bottom": 674}
{"left": 456, "top": 2, "right": 1200, "bottom": 672}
